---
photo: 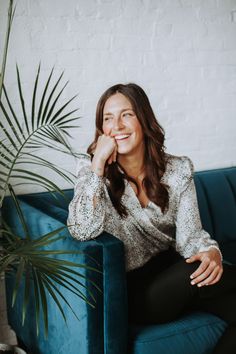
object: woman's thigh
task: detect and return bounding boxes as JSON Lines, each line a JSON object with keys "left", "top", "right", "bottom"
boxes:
{"left": 127, "top": 253, "right": 200, "bottom": 324}
{"left": 141, "top": 258, "right": 201, "bottom": 324}
{"left": 127, "top": 253, "right": 236, "bottom": 326}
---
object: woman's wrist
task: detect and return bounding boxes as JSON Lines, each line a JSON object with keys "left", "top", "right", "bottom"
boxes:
{"left": 91, "top": 155, "right": 106, "bottom": 176}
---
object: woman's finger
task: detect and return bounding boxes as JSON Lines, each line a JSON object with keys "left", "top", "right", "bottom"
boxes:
{"left": 190, "top": 264, "right": 213, "bottom": 285}
{"left": 207, "top": 268, "right": 223, "bottom": 286}
{"left": 113, "top": 146, "right": 117, "bottom": 162}
{"left": 197, "top": 266, "right": 222, "bottom": 287}
{"left": 190, "top": 258, "right": 210, "bottom": 281}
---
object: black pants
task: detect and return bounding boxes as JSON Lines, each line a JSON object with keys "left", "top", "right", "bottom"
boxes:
{"left": 127, "top": 248, "right": 236, "bottom": 354}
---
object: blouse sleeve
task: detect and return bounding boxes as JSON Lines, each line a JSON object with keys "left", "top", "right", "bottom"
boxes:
{"left": 175, "top": 157, "right": 222, "bottom": 259}
{"left": 67, "top": 154, "right": 106, "bottom": 241}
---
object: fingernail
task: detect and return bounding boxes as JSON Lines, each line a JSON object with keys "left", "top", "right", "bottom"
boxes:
{"left": 191, "top": 281, "right": 195, "bottom": 285}
{"left": 197, "top": 283, "right": 202, "bottom": 287}
{"left": 190, "top": 275, "right": 194, "bottom": 279}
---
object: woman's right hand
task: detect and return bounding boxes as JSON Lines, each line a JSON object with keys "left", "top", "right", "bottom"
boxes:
{"left": 91, "top": 135, "right": 117, "bottom": 176}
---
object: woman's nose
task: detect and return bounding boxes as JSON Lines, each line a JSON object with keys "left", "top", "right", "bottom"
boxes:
{"left": 112, "top": 116, "right": 124, "bottom": 131}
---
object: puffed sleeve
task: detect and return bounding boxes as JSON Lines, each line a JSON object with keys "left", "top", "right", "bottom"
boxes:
{"left": 67, "top": 154, "right": 106, "bottom": 240}
{"left": 175, "top": 157, "right": 222, "bottom": 259}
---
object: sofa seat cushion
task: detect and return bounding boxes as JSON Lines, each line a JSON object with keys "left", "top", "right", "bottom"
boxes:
{"left": 128, "top": 312, "right": 226, "bottom": 354}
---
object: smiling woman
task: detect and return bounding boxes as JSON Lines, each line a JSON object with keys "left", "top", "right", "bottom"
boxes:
{"left": 102, "top": 93, "right": 144, "bottom": 158}
{"left": 67, "top": 83, "right": 236, "bottom": 354}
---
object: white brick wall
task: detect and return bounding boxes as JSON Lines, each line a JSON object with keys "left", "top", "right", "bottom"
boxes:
{"left": 1, "top": 0, "right": 236, "bottom": 193}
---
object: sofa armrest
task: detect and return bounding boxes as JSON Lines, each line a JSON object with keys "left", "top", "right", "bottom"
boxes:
{"left": 2, "top": 196, "right": 128, "bottom": 354}
{"left": 2, "top": 197, "right": 104, "bottom": 354}
{"left": 96, "top": 233, "right": 128, "bottom": 354}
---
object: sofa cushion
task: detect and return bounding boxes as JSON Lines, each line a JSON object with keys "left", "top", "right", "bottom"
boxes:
{"left": 129, "top": 312, "right": 227, "bottom": 354}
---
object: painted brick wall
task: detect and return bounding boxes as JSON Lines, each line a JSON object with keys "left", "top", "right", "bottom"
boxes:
{"left": 1, "top": 0, "right": 236, "bottom": 192}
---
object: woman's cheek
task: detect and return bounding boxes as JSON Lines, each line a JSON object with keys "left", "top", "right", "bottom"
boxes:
{"left": 103, "top": 124, "right": 112, "bottom": 136}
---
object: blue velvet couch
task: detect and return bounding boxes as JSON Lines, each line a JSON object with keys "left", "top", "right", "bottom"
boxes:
{"left": 2, "top": 166, "right": 236, "bottom": 354}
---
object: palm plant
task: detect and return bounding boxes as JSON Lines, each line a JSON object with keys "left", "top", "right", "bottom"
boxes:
{"left": 0, "top": 0, "right": 100, "bottom": 337}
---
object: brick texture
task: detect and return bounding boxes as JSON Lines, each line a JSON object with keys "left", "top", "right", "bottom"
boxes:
{"left": 1, "top": 0, "right": 236, "bottom": 183}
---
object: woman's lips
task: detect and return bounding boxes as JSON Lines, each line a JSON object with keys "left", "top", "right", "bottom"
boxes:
{"left": 114, "top": 134, "right": 131, "bottom": 141}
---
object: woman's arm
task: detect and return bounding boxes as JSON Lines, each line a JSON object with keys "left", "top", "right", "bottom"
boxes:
{"left": 67, "top": 155, "right": 106, "bottom": 241}
{"left": 67, "top": 135, "right": 117, "bottom": 241}
{"left": 175, "top": 157, "right": 223, "bottom": 286}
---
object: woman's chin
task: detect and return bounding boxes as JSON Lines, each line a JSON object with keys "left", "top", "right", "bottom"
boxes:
{"left": 116, "top": 146, "right": 131, "bottom": 155}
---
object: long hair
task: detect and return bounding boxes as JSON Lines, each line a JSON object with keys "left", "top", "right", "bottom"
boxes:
{"left": 87, "top": 83, "right": 169, "bottom": 217}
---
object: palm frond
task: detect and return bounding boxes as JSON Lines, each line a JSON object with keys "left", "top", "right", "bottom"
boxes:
{"left": 2, "top": 84, "right": 26, "bottom": 140}
{"left": 52, "top": 111, "right": 80, "bottom": 127}
{"left": 0, "top": 138, "right": 16, "bottom": 159}
{"left": 1, "top": 224, "right": 101, "bottom": 337}
{"left": 40, "top": 71, "right": 64, "bottom": 126}
{"left": 36, "top": 270, "right": 48, "bottom": 336}
{"left": 16, "top": 64, "right": 30, "bottom": 135}
{"left": 12, "top": 257, "right": 25, "bottom": 306}
{"left": 0, "top": 119, "right": 19, "bottom": 151}
{"left": 0, "top": 98, "right": 23, "bottom": 146}
{"left": 31, "top": 267, "right": 40, "bottom": 336}
{"left": 40, "top": 274, "right": 67, "bottom": 323}
{"left": 22, "top": 263, "right": 31, "bottom": 325}
{"left": 36, "top": 67, "right": 54, "bottom": 128}
{"left": 48, "top": 94, "right": 78, "bottom": 125}
{"left": 44, "top": 80, "right": 69, "bottom": 124}
{"left": 8, "top": 184, "right": 30, "bottom": 239}
{"left": 15, "top": 153, "right": 76, "bottom": 184}
{"left": 31, "top": 63, "right": 41, "bottom": 131}
{"left": 0, "top": 64, "right": 81, "bottom": 205}
{"left": 10, "top": 171, "right": 66, "bottom": 197}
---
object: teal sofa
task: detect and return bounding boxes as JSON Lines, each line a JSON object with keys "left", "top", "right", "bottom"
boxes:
{"left": 2, "top": 166, "right": 236, "bottom": 354}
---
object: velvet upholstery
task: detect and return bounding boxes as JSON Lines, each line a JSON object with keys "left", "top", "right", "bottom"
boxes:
{"left": 2, "top": 166, "right": 236, "bottom": 354}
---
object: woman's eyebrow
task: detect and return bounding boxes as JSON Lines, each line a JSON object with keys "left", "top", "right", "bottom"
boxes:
{"left": 103, "top": 108, "right": 133, "bottom": 116}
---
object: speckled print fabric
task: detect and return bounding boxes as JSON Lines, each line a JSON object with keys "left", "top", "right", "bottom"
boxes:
{"left": 67, "top": 153, "right": 220, "bottom": 271}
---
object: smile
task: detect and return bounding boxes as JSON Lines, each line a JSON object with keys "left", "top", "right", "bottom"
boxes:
{"left": 114, "top": 134, "right": 131, "bottom": 141}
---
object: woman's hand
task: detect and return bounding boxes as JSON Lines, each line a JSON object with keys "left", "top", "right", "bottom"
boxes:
{"left": 91, "top": 134, "right": 117, "bottom": 176}
{"left": 186, "top": 248, "right": 223, "bottom": 287}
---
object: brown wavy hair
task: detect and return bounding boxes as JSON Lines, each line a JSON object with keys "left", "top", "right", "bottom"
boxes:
{"left": 87, "top": 83, "right": 169, "bottom": 217}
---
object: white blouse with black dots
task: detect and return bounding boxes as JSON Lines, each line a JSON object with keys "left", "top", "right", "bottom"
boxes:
{"left": 67, "top": 153, "right": 221, "bottom": 272}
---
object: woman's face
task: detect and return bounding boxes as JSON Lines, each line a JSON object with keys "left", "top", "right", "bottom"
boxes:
{"left": 102, "top": 93, "right": 144, "bottom": 157}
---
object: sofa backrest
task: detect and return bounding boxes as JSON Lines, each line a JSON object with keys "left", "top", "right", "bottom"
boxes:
{"left": 3, "top": 167, "right": 236, "bottom": 264}
{"left": 194, "top": 166, "right": 236, "bottom": 264}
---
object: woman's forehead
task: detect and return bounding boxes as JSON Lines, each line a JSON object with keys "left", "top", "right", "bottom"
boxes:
{"left": 103, "top": 93, "right": 133, "bottom": 114}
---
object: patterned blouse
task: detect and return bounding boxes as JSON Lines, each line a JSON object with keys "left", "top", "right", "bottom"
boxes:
{"left": 67, "top": 153, "right": 220, "bottom": 271}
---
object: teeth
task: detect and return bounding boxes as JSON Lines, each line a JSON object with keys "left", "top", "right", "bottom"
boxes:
{"left": 114, "top": 135, "right": 130, "bottom": 140}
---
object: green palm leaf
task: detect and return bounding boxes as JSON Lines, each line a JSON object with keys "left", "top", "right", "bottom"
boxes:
{"left": 2, "top": 84, "right": 26, "bottom": 140}
{"left": 8, "top": 183, "right": 30, "bottom": 239}
{"left": 36, "top": 270, "right": 48, "bottom": 336}
{"left": 0, "top": 64, "right": 81, "bottom": 206}
{"left": 1, "top": 223, "right": 101, "bottom": 337}
{"left": 31, "top": 63, "right": 41, "bottom": 131}
{"left": 0, "top": 3, "right": 96, "bottom": 337}
{"left": 16, "top": 64, "right": 30, "bottom": 135}
{"left": 22, "top": 263, "right": 31, "bottom": 325}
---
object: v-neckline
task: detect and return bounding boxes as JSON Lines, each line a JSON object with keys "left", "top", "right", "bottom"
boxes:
{"left": 126, "top": 180, "right": 151, "bottom": 210}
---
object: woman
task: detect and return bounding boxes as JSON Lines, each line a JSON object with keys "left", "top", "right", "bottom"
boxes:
{"left": 68, "top": 83, "right": 236, "bottom": 353}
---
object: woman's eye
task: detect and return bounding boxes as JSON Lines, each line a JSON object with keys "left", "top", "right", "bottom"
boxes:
{"left": 104, "top": 116, "right": 112, "bottom": 122}
{"left": 123, "top": 113, "right": 132, "bottom": 118}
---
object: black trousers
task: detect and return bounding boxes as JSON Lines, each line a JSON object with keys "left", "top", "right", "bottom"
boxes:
{"left": 126, "top": 248, "right": 236, "bottom": 354}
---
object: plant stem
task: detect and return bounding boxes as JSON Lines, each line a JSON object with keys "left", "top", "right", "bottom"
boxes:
{"left": 0, "top": 0, "right": 15, "bottom": 101}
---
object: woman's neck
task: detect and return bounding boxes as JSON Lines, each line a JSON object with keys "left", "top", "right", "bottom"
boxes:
{"left": 118, "top": 155, "right": 145, "bottom": 179}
